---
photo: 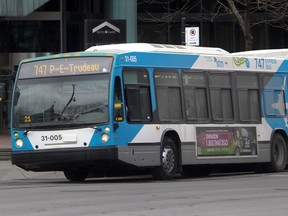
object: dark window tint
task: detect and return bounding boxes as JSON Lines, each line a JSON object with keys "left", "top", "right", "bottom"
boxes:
{"left": 113, "top": 76, "right": 124, "bottom": 121}
{"left": 0, "top": 21, "right": 60, "bottom": 52}
{"left": 126, "top": 87, "right": 152, "bottom": 121}
{"left": 154, "top": 70, "right": 182, "bottom": 121}
{"left": 236, "top": 74, "right": 260, "bottom": 121}
{"left": 36, "top": 0, "right": 60, "bottom": 11}
{"left": 123, "top": 68, "right": 152, "bottom": 122}
{"left": 157, "top": 87, "right": 182, "bottom": 121}
{"left": 183, "top": 72, "right": 208, "bottom": 121}
{"left": 209, "top": 73, "right": 233, "bottom": 121}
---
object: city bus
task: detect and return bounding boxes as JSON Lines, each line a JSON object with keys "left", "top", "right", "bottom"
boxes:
{"left": 10, "top": 43, "right": 288, "bottom": 182}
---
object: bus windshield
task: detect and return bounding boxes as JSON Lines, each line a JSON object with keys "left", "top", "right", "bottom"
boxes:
{"left": 13, "top": 74, "right": 110, "bottom": 129}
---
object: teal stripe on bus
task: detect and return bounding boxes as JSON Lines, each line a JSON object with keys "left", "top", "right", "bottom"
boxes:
{"left": 115, "top": 52, "right": 200, "bottom": 69}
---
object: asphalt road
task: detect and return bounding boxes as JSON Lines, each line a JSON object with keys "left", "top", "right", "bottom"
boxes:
{"left": 0, "top": 161, "right": 288, "bottom": 216}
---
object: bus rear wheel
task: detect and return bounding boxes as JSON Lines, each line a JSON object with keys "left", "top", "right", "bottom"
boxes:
{"left": 152, "top": 137, "right": 178, "bottom": 180}
{"left": 264, "top": 134, "right": 287, "bottom": 172}
{"left": 64, "top": 169, "right": 90, "bottom": 182}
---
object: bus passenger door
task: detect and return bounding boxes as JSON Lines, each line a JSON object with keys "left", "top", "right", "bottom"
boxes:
{"left": 0, "top": 83, "right": 5, "bottom": 131}
{"left": 113, "top": 76, "right": 124, "bottom": 130}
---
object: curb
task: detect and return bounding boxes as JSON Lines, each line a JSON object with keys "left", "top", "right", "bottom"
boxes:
{"left": 0, "top": 149, "right": 11, "bottom": 161}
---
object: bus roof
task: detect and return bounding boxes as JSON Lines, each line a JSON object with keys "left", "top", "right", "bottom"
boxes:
{"left": 231, "top": 49, "right": 288, "bottom": 58}
{"left": 85, "top": 43, "right": 230, "bottom": 56}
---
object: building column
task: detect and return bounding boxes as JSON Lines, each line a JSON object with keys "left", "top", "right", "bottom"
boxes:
{"left": 105, "top": 0, "right": 137, "bottom": 43}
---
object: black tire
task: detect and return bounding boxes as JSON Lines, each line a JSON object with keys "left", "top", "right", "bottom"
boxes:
{"left": 64, "top": 170, "right": 90, "bottom": 182}
{"left": 264, "top": 134, "right": 287, "bottom": 172}
{"left": 152, "top": 137, "right": 178, "bottom": 180}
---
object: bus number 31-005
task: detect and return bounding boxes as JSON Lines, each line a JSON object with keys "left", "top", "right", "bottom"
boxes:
{"left": 124, "top": 56, "right": 137, "bottom": 63}
{"left": 41, "top": 135, "right": 63, "bottom": 142}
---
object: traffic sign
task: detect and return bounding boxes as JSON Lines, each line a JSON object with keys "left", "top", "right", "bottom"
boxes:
{"left": 185, "top": 27, "right": 200, "bottom": 46}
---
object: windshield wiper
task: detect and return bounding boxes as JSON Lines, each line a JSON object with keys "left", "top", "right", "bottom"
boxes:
{"left": 61, "top": 84, "right": 76, "bottom": 116}
{"left": 61, "top": 105, "right": 108, "bottom": 122}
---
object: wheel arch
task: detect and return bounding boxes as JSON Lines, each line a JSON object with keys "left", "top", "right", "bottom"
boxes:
{"left": 161, "top": 129, "right": 182, "bottom": 166}
{"left": 271, "top": 128, "right": 288, "bottom": 140}
{"left": 271, "top": 128, "right": 288, "bottom": 165}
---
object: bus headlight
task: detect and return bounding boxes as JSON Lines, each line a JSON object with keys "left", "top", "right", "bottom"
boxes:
{"left": 104, "top": 126, "right": 110, "bottom": 133}
{"left": 101, "top": 134, "right": 109, "bottom": 143}
{"left": 15, "top": 139, "right": 24, "bottom": 148}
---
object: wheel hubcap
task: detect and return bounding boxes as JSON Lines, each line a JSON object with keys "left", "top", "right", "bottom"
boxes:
{"left": 162, "top": 145, "right": 175, "bottom": 173}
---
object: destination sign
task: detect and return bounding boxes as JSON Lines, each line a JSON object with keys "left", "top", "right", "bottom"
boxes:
{"left": 18, "top": 56, "right": 113, "bottom": 79}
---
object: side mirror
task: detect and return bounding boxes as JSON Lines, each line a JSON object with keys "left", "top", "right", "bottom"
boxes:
{"left": 113, "top": 103, "right": 124, "bottom": 131}
{"left": 114, "top": 103, "right": 124, "bottom": 121}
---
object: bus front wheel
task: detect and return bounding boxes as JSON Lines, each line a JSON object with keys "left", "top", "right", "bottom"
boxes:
{"left": 264, "top": 134, "right": 287, "bottom": 172}
{"left": 152, "top": 137, "right": 178, "bottom": 180}
{"left": 64, "top": 169, "right": 90, "bottom": 182}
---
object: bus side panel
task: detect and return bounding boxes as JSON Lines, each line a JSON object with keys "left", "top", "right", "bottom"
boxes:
{"left": 126, "top": 123, "right": 272, "bottom": 166}
{"left": 118, "top": 145, "right": 160, "bottom": 167}
{"left": 181, "top": 141, "right": 270, "bottom": 165}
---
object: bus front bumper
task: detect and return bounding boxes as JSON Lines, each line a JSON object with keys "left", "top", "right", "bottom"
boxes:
{"left": 11, "top": 146, "right": 118, "bottom": 171}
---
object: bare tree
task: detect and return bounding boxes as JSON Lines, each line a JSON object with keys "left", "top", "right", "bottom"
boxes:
{"left": 138, "top": 0, "right": 288, "bottom": 49}
{"left": 138, "top": 0, "right": 199, "bottom": 22}
{"left": 138, "top": 0, "right": 201, "bottom": 43}
{"left": 215, "top": 0, "right": 288, "bottom": 50}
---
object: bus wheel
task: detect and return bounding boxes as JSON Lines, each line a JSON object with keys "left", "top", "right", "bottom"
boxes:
{"left": 264, "top": 134, "right": 287, "bottom": 172}
{"left": 152, "top": 137, "right": 178, "bottom": 180}
{"left": 64, "top": 169, "right": 90, "bottom": 182}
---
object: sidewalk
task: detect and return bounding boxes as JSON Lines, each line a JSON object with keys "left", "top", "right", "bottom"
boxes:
{"left": 0, "top": 160, "right": 65, "bottom": 181}
{"left": 0, "top": 130, "right": 11, "bottom": 150}
{"left": 0, "top": 132, "right": 64, "bottom": 180}
{"left": 0, "top": 131, "right": 11, "bottom": 160}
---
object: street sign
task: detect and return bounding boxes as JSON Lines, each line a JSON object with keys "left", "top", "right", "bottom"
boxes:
{"left": 185, "top": 27, "right": 200, "bottom": 46}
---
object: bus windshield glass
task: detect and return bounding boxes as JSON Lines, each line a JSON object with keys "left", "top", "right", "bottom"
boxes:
{"left": 13, "top": 57, "right": 111, "bottom": 129}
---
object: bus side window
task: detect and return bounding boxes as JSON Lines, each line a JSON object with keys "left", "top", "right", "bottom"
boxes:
{"left": 123, "top": 68, "right": 152, "bottom": 122}
{"left": 236, "top": 73, "right": 260, "bottom": 122}
{"left": 263, "top": 75, "right": 285, "bottom": 117}
{"left": 182, "top": 72, "right": 208, "bottom": 121}
{"left": 209, "top": 73, "right": 233, "bottom": 121}
{"left": 154, "top": 70, "right": 182, "bottom": 121}
{"left": 113, "top": 76, "right": 124, "bottom": 122}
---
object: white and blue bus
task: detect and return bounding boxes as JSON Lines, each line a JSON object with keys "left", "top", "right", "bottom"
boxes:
{"left": 11, "top": 43, "right": 288, "bottom": 181}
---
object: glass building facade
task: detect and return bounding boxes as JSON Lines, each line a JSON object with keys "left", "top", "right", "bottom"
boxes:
{"left": 0, "top": 0, "right": 288, "bottom": 131}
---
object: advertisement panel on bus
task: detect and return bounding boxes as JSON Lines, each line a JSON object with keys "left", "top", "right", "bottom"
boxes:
{"left": 196, "top": 127, "right": 257, "bottom": 157}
